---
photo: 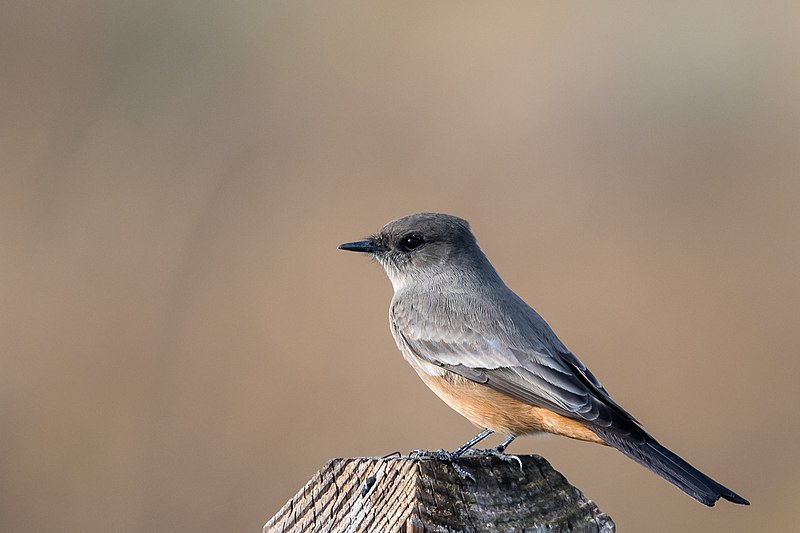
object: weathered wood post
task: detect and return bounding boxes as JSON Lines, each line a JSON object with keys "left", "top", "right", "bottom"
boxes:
{"left": 264, "top": 454, "right": 614, "bottom": 532}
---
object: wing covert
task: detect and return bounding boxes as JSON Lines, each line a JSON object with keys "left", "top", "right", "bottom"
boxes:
{"left": 391, "top": 293, "right": 644, "bottom": 439}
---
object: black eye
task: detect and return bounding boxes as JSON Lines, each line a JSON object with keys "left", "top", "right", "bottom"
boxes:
{"left": 398, "top": 234, "right": 424, "bottom": 252}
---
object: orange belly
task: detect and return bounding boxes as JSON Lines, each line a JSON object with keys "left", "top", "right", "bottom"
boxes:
{"left": 417, "top": 368, "right": 606, "bottom": 445}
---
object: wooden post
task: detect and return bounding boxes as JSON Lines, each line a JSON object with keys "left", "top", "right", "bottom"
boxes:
{"left": 264, "top": 454, "right": 614, "bottom": 532}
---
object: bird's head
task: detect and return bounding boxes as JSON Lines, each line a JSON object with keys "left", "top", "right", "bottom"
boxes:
{"left": 338, "top": 212, "right": 485, "bottom": 291}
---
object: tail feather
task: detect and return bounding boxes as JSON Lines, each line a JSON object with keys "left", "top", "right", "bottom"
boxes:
{"left": 594, "top": 428, "right": 749, "bottom": 506}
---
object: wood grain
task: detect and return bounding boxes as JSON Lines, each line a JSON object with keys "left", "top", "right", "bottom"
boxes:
{"left": 264, "top": 455, "right": 614, "bottom": 532}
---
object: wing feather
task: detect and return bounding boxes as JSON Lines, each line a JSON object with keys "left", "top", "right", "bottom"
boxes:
{"left": 391, "top": 291, "right": 644, "bottom": 439}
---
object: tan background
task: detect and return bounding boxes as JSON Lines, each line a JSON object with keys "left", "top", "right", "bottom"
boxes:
{"left": 2, "top": 2, "right": 798, "bottom": 532}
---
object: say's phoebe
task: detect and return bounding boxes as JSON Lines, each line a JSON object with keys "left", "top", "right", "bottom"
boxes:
{"left": 338, "top": 212, "right": 748, "bottom": 506}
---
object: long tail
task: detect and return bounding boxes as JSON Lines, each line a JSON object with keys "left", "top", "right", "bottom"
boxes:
{"left": 594, "top": 428, "right": 749, "bottom": 506}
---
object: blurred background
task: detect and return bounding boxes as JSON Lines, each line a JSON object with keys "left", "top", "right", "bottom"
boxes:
{"left": 2, "top": 2, "right": 798, "bottom": 532}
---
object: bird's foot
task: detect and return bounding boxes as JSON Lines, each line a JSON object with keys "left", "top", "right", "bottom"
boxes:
{"left": 410, "top": 448, "right": 457, "bottom": 461}
{"left": 409, "top": 449, "right": 476, "bottom": 481}
{"left": 463, "top": 446, "right": 524, "bottom": 471}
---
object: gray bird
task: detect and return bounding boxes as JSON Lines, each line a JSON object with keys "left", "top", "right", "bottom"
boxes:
{"left": 338, "top": 212, "right": 748, "bottom": 506}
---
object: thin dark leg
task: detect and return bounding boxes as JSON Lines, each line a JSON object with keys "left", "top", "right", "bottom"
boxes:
{"left": 452, "top": 428, "right": 494, "bottom": 458}
{"left": 409, "top": 428, "right": 494, "bottom": 461}
{"left": 461, "top": 433, "right": 523, "bottom": 470}
{"left": 494, "top": 434, "right": 516, "bottom": 453}
{"left": 409, "top": 428, "right": 495, "bottom": 480}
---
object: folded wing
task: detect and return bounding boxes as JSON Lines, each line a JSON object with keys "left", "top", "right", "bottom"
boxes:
{"left": 391, "top": 293, "right": 645, "bottom": 440}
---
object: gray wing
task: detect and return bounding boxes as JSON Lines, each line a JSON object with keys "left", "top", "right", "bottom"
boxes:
{"left": 391, "top": 292, "right": 644, "bottom": 439}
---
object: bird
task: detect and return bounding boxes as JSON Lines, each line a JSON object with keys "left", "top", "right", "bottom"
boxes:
{"left": 338, "top": 212, "right": 748, "bottom": 506}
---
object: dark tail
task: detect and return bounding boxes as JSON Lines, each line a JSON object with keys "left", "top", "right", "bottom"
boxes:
{"left": 594, "top": 428, "right": 749, "bottom": 506}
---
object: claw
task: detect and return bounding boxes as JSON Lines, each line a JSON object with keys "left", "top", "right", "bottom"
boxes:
{"left": 407, "top": 429, "right": 500, "bottom": 482}
{"left": 463, "top": 447, "right": 524, "bottom": 471}
{"left": 451, "top": 462, "right": 476, "bottom": 481}
{"left": 408, "top": 449, "right": 476, "bottom": 481}
{"left": 410, "top": 448, "right": 455, "bottom": 461}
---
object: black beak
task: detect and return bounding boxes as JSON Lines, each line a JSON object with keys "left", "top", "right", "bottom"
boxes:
{"left": 338, "top": 239, "right": 381, "bottom": 253}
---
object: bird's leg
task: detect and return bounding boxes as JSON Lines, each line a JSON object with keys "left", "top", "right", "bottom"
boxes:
{"left": 410, "top": 428, "right": 495, "bottom": 480}
{"left": 463, "top": 433, "right": 516, "bottom": 455}
{"left": 452, "top": 428, "right": 495, "bottom": 458}
{"left": 464, "top": 434, "right": 523, "bottom": 470}
{"left": 494, "top": 434, "right": 516, "bottom": 453}
{"left": 410, "top": 428, "right": 495, "bottom": 460}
